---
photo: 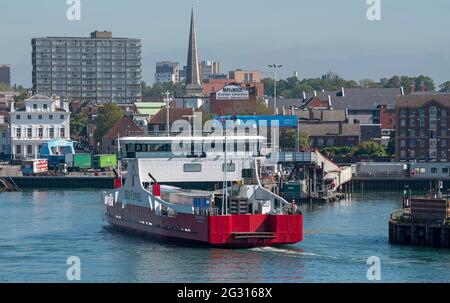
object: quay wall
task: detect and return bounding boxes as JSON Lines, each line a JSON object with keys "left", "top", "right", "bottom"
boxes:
{"left": 10, "top": 177, "right": 116, "bottom": 189}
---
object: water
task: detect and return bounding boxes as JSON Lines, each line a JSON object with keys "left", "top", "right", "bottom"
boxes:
{"left": 0, "top": 190, "right": 449, "bottom": 283}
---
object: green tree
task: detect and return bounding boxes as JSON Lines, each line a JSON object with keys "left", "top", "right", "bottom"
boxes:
{"left": 70, "top": 112, "right": 88, "bottom": 141}
{"left": 280, "top": 128, "right": 296, "bottom": 150}
{"left": 94, "top": 103, "right": 124, "bottom": 141}
{"left": 298, "top": 130, "right": 310, "bottom": 151}
{"left": 439, "top": 81, "right": 450, "bottom": 92}
{"left": 0, "top": 84, "right": 11, "bottom": 91}
{"left": 353, "top": 141, "right": 387, "bottom": 157}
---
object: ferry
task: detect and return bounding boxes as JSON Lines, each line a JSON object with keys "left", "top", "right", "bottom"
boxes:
{"left": 102, "top": 134, "right": 303, "bottom": 247}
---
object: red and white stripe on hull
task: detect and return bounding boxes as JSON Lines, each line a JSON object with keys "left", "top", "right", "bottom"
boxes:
{"left": 105, "top": 203, "right": 303, "bottom": 247}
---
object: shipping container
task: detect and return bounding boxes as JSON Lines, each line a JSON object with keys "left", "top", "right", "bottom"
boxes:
{"left": 47, "top": 155, "right": 65, "bottom": 170}
{"left": 22, "top": 159, "right": 48, "bottom": 175}
{"left": 92, "top": 154, "right": 117, "bottom": 170}
{"left": 65, "top": 153, "right": 92, "bottom": 171}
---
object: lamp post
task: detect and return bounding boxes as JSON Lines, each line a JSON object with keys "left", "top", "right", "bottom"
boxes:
{"left": 268, "top": 64, "right": 282, "bottom": 114}
{"left": 163, "top": 91, "right": 173, "bottom": 136}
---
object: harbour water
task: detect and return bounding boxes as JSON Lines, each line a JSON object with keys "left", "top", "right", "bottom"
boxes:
{"left": 0, "top": 190, "right": 449, "bottom": 283}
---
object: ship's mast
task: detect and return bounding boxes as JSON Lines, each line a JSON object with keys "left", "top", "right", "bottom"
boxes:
{"left": 222, "top": 135, "right": 228, "bottom": 216}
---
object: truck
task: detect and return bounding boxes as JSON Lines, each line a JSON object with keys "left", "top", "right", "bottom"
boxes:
{"left": 92, "top": 154, "right": 117, "bottom": 171}
{"left": 47, "top": 155, "right": 66, "bottom": 170}
{"left": 65, "top": 153, "right": 92, "bottom": 172}
{"left": 22, "top": 159, "right": 48, "bottom": 176}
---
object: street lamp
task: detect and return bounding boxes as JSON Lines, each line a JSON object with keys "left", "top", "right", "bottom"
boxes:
{"left": 163, "top": 91, "right": 174, "bottom": 136}
{"left": 268, "top": 64, "right": 282, "bottom": 114}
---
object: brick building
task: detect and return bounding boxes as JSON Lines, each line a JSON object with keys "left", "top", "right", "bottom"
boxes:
{"left": 396, "top": 93, "right": 450, "bottom": 162}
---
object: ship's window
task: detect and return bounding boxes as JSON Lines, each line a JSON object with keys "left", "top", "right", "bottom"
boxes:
{"left": 135, "top": 144, "right": 142, "bottom": 152}
{"left": 222, "top": 163, "right": 236, "bottom": 172}
{"left": 183, "top": 164, "right": 202, "bottom": 173}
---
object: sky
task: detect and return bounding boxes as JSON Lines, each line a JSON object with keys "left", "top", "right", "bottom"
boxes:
{"left": 1, "top": 0, "right": 450, "bottom": 87}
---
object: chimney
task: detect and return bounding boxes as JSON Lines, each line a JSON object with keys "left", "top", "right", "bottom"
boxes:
{"left": 419, "top": 82, "right": 426, "bottom": 92}
{"left": 409, "top": 84, "right": 415, "bottom": 94}
{"left": 345, "top": 109, "right": 349, "bottom": 122}
{"left": 400, "top": 86, "right": 405, "bottom": 95}
{"left": 302, "top": 91, "right": 306, "bottom": 101}
{"left": 339, "top": 122, "right": 343, "bottom": 135}
{"left": 10, "top": 100, "right": 15, "bottom": 113}
{"left": 282, "top": 106, "right": 286, "bottom": 116}
{"left": 328, "top": 95, "right": 332, "bottom": 109}
{"left": 313, "top": 90, "right": 317, "bottom": 97}
{"left": 341, "top": 87, "right": 345, "bottom": 97}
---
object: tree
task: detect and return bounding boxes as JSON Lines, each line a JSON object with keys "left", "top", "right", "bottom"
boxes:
{"left": 386, "top": 131, "right": 396, "bottom": 156}
{"left": 0, "top": 84, "right": 11, "bottom": 91}
{"left": 298, "top": 130, "right": 310, "bottom": 151}
{"left": 70, "top": 112, "right": 88, "bottom": 141}
{"left": 280, "top": 128, "right": 296, "bottom": 150}
{"left": 353, "top": 141, "right": 387, "bottom": 157}
{"left": 321, "top": 146, "right": 354, "bottom": 157}
{"left": 439, "top": 81, "right": 450, "bottom": 92}
{"left": 94, "top": 103, "right": 124, "bottom": 141}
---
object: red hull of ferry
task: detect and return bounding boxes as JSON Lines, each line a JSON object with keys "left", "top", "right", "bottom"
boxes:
{"left": 105, "top": 203, "right": 303, "bottom": 247}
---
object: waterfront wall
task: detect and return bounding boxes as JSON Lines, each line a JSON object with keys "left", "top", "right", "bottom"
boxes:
{"left": 352, "top": 178, "right": 450, "bottom": 191}
{"left": 11, "top": 177, "right": 115, "bottom": 189}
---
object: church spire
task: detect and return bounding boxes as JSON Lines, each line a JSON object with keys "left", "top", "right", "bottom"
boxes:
{"left": 185, "top": 7, "right": 203, "bottom": 96}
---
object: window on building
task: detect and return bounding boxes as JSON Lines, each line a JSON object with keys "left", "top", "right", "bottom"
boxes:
{"left": 441, "top": 151, "right": 447, "bottom": 159}
{"left": 16, "top": 128, "right": 21, "bottom": 138}
{"left": 400, "top": 119, "right": 406, "bottom": 127}
{"left": 442, "top": 129, "right": 447, "bottom": 137}
{"left": 38, "top": 115, "right": 42, "bottom": 120}
{"left": 27, "top": 128, "right": 32, "bottom": 139}
{"left": 431, "top": 168, "right": 438, "bottom": 174}
{"left": 49, "top": 128, "right": 54, "bottom": 139}
{"left": 409, "top": 140, "right": 416, "bottom": 147}
{"left": 410, "top": 119, "right": 416, "bottom": 127}
{"left": 183, "top": 164, "right": 202, "bottom": 173}
{"left": 59, "top": 128, "right": 65, "bottom": 138}
{"left": 410, "top": 150, "right": 415, "bottom": 158}
{"left": 43, "top": 104, "right": 48, "bottom": 111}
{"left": 419, "top": 108, "right": 425, "bottom": 118}
{"left": 38, "top": 128, "right": 43, "bottom": 139}
{"left": 400, "top": 140, "right": 406, "bottom": 148}
{"left": 60, "top": 115, "right": 64, "bottom": 120}
{"left": 27, "top": 145, "right": 32, "bottom": 155}
{"left": 400, "top": 109, "right": 407, "bottom": 117}
{"left": 409, "top": 130, "right": 416, "bottom": 137}
{"left": 16, "top": 145, "right": 21, "bottom": 154}
{"left": 442, "top": 139, "right": 447, "bottom": 148}
{"left": 400, "top": 129, "right": 406, "bottom": 137}
{"left": 222, "top": 163, "right": 236, "bottom": 173}
{"left": 49, "top": 115, "right": 53, "bottom": 120}
{"left": 419, "top": 140, "right": 425, "bottom": 148}
{"left": 400, "top": 150, "right": 406, "bottom": 158}
{"left": 318, "top": 138, "right": 324, "bottom": 147}
{"left": 27, "top": 115, "right": 31, "bottom": 120}
{"left": 419, "top": 119, "right": 425, "bottom": 127}
{"left": 16, "top": 115, "right": 20, "bottom": 120}
{"left": 33, "top": 104, "right": 37, "bottom": 110}
{"left": 420, "top": 129, "right": 425, "bottom": 137}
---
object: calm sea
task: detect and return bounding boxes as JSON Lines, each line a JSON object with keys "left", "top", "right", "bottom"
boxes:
{"left": 0, "top": 190, "right": 449, "bottom": 283}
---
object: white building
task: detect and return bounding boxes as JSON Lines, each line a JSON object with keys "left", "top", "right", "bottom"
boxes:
{"left": 154, "top": 61, "right": 182, "bottom": 84}
{"left": 0, "top": 115, "right": 11, "bottom": 160}
{"left": 10, "top": 95, "right": 70, "bottom": 160}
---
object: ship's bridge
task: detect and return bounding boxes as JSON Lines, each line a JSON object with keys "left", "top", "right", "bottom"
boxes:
{"left": 118, "top": 135, "right": 269, "bottom": 160}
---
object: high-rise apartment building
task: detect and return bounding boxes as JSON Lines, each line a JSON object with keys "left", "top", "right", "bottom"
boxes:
{"left": 32, "top": 31, "right": 142, "bottom": 104}
{"left": 0, "top": 65, "right": 11, "bottom": 87}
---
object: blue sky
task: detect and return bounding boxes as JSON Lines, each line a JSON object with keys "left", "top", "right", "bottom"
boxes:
{"left": 2, "top": 0, "right": 450, "bottom": 86}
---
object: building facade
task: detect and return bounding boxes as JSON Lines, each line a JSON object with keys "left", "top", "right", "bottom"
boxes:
{"left": 396, "top": 93, "right": 450, "bottom": 162}
{"left": 229, "top": 70, "right": 262, "bottom": 84}
{"left": 0, "top": 65, "right": 11, "bottom": 87}
{"left": 32, "top": 31, "right": 142, "bottom": 104}
{"left": 10, "top": 95, "right": 71, "bottom": 159}
{"left": 200, "top": 60, "right": 220, "bottom": 80}
{"left": 154, "top": 61, "right": 182, "bottom": 84}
